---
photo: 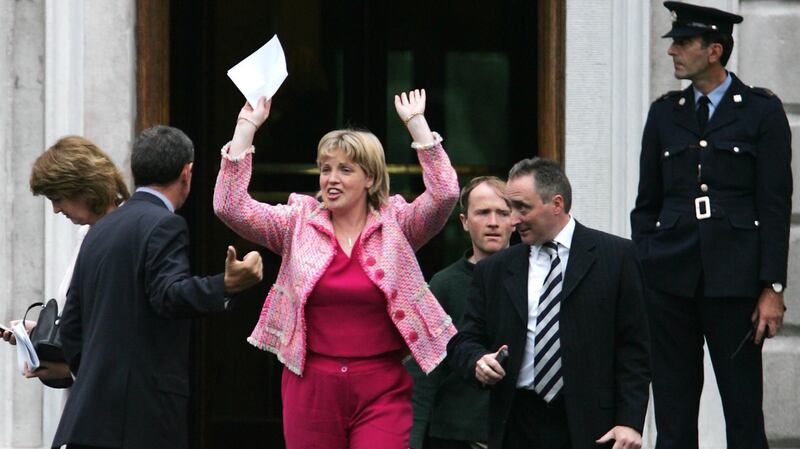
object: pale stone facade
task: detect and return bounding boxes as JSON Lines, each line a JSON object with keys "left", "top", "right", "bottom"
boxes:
{"left": 0, "top": 1, "right": 135, "bottom": 448}
{"left": 0, "top": 1, "right": 796, "bottom": 448}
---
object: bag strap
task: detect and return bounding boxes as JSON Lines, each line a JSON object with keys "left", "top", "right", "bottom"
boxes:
{"left": 22, "top": 302, "right": 45, "bottom": 325}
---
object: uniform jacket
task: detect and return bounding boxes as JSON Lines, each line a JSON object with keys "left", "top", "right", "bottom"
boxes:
{"left": 447, "top": 223, "right": 651, "bottom": 449}
{"left": 631, "top": 73, "right": 792, "bottom": 298}
{"left": 213, "top": 142, "right": 459, "bottom": 375}
{"left": 55, "top": 192, "right": 228, "bottom": 449}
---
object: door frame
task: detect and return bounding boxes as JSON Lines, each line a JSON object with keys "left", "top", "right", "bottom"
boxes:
{"left": 135, "top": 0, "right": 565, "bottom": 162}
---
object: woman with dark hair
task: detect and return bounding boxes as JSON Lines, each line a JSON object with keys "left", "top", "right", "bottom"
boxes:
{"left": 214, "top": 89, "right": 459, "bottom": 448}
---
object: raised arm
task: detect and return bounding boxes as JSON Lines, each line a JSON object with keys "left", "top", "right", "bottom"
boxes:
{"left": 213, "top": 97, "right": 300, "bottom": 254}
{"left": 391, "top": 89, "right": 459, "bottom": 250}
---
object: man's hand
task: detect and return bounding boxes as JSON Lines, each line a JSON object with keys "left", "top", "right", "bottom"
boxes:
{"left": 752, "top": 288, "right": 785, "bottom": 344}
{"left": 223, "top": 246, "right": 263, "bottom": 294}
{"left": 596, "top": 425, "right": 642, "bottom": 449}
{"left": 24, "top": 360, "right": 72, "bottom": 381}
{"left": 475, "top": 345, "right": 507, "bottom": 385}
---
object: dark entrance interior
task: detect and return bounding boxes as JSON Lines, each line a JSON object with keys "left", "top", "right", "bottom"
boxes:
{"left": 166, "top": 1, "right": 543, "bottom": 447}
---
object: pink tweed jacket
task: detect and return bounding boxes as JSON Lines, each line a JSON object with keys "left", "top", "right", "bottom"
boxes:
{"left": 213, "top": 142, "right": 459, "bottom": 375}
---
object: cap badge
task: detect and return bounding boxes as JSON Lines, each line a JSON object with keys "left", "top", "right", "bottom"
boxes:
{"left": 671, "top": 10, "right": 678, "bottom": 22}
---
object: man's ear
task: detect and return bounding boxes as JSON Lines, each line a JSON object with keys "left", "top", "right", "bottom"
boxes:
{"left": 708, "top": 42, "right": 723, "bottom": 64}
{"left": 459, "top": 213, "right": 469, "bottom": 231}
{"left": 551, "top": 194, "right": 565, "bottom": 214}
{"left": 182, "top": 162, "right": 194, "bottom": 181}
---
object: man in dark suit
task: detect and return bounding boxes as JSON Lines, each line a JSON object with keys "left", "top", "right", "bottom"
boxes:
{"left": 448, "top": 158, "right": 650, "bottom": 449}
{"left": 53, "top": 125, "right": 264, "bottom": 449}
{"left": 630, "top": 3, "right": 792, "bottom": 449}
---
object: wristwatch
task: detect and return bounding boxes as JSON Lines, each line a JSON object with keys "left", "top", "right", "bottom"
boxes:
{"left": 771, "top": 282, "right": 784, "bottom": 294}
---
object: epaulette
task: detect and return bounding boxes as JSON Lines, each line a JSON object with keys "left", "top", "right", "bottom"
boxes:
{"left": 749, "top": 86, "right": 777, "bottom": 99}
{"left": 656, "top": 90, "right": 682, "bottom": 102}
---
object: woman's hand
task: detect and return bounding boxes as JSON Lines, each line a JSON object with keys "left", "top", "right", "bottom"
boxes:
{"left": 238, "top": 96, "right": 272, "bottom": 130}
{"left": 24, "top": 361, "right": 72, "bottom": 381}
{"left": 394, "top": 89, "right": 434, "bottom": 144}
{"left": 394, "top": 89, "right": 426, "bottom": 124}
{"left": 2, "top": 320, "right": 36, "bottom": 345}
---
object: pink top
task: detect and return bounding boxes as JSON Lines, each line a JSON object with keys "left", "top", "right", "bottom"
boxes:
{"left": 306, "top": 240, "right": 405, "bottom": 357}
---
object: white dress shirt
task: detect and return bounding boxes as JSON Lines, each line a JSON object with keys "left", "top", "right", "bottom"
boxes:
{"left": 516, "top": 216, "right": 575, "bottom": 388}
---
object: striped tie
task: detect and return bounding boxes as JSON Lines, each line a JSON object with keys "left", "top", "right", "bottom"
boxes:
{"left": 533, "top": 241, "right": 564, "bottom": 402}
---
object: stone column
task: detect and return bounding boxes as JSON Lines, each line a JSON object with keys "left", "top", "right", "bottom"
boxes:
{"left": 0, "top": 0, "right": 47, "bottom": 448}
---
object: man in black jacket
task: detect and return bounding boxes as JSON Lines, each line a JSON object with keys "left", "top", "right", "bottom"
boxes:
{"left": 631, "top": 3, "right": 792, "bottom": 449}
{"left": 449, "top": 158, "right": 650, "bottom": 449}
{"left": 54, "top": 126, "right": 263, "bottom": 449}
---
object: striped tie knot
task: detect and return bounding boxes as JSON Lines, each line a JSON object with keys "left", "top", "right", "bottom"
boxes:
{"left": 543, "top": 240, "right": 558, "bottom": 256}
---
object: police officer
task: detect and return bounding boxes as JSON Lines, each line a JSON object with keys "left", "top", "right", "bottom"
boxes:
{"left": 631, "top": 2, "right": 792, "bottom": 448}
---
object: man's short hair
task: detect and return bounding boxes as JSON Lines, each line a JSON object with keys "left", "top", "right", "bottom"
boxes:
{"left": 701, "top": 31, "right": 734, "bottom": 66}
{"left": 508, "top": 157, "right": 572, "bottom": 213}
{"left": 131, "top": 125, "right": 194, "bottom": 187}
{"left": 459, "top": 176, "right": 509, "bottom": 215}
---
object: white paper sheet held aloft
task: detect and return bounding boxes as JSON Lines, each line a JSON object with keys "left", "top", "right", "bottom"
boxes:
{"left": 227, "top": 35, "right": 288, "bottom": 106}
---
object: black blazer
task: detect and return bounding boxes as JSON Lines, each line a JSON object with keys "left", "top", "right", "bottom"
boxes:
{"left": 447, "top": 222, "right": 651, "bottom": 449}
{"left": 54, "top": 191, "right": 228, "bottom": 449}
{"left": 631, "top": 73, "right": 792, "bottom": 298}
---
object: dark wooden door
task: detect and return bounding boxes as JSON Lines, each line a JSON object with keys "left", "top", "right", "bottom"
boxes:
{"left": 165, "top": 1, "right": 547, "bottom": 447}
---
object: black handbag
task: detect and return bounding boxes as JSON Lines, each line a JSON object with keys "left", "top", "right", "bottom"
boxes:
{"left": 22, "top": 299, "right": 73, "bottom": 389}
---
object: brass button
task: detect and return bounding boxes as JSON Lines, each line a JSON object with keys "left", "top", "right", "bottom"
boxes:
{"left": 733, "top": 146, "right": 740, "bottom": 153}
{"left": 700, "top": 184, "right": 708, "bottom": 192}
{"left": 656, "top": 221, "right": 661, "bottom": 228}
{"left": 664, "top": 151, "right": 670, "bottom": 157}
{"left": 755, "top": 220, "right": 760, "bottom": 227}
{"left": 699, "top": 140, "right": 708, "bottom": 148}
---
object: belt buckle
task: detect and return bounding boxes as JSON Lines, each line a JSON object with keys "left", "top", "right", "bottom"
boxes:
{"left": 695, "top": 196, "right": 711, "bottom": 220}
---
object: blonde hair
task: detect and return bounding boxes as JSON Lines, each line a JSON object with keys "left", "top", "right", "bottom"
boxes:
{"left": 316, "top": 129, "right": 390, "bottom": 209}
{"left": 30, "top": 136, "right": 131, "bottom": 215}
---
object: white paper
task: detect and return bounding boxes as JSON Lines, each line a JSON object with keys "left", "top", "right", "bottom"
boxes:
{"left": 227, "top": 35, "right": 288, "bottom": 106}
{"left": 13, "top": 322, "right": 39, "bottom": 374}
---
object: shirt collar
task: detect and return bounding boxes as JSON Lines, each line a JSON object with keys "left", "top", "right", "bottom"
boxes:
{"left": 694, "top": 71, "right": 732, "bottom": 109}
{"left": 531, "top": 216, "right": 575, "bottom": 256}
{"left": 136, "top": 186, "right": 175, "bottom": 212}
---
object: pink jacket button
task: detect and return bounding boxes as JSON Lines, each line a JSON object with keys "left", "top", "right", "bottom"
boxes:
{"left": 394, "top": 310, "right": 405, "bottom": 321}
{"left": 408, "top": 331, "right": 418, "bottom": 343}
{"left": 375, "top": 269, "right": 384, "bottom": 280}
{"left": 390, "top": 289, "right": 398, "bottom": 300}
{"left": 365, "top": 256, "right": 376, "bottom": 266}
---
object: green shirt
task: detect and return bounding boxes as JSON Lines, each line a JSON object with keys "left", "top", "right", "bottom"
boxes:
{"left": 407, "top": 251, "right": 489, "bottom": 448}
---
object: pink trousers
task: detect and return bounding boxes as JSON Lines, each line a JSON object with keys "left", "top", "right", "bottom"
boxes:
{"left": 281, "top": 353, "right": 413, "bottom": 449}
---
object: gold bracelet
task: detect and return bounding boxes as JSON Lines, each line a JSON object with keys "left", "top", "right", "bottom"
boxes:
{"left": 402, "top": 112, "right": 424, "bottom": 125}
{"left": 237, "top": 116, "right": 259, "bottom": 129}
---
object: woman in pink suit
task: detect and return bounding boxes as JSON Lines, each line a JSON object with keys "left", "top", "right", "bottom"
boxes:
{"left": 214, "top": 89, "right": 459, "bottom": 449}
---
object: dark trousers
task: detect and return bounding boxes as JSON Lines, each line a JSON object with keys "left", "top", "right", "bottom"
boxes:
{"left": 646, "top": 288, "right": 768, "bottom": 449}
{"left": 503, "top": 390, "right": 571, "bottom": 449}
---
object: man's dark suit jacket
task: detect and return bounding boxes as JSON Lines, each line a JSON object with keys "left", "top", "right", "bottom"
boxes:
{"left": 54, "top": 191, "right": 228, "bottom": 449}
{"left": 447, "top": 222, "right": 651, "bottom": 449}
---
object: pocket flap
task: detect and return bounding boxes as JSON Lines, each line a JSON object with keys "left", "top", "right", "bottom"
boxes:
{"left": 715, "top": 141, "right": 754, "bottom": 156}
{"left": 728, "top": 212, "right": 758, "bottom": 230}
{"left": 656, "top": 210, "right": 681, "bottom": 231}
{"left": 660, "top": 144, "right": 689, "bottom": 159}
